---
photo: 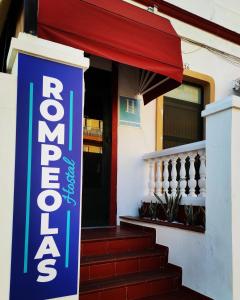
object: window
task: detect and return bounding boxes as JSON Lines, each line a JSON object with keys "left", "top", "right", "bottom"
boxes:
{"left": 126, "top": 98, "right": 136, "bottom": 114}
{"left": 163, "top": 82, "right": 203, "bottom": 148}
{"left": 156, "top": 70, "right": 215, "bottom": 150}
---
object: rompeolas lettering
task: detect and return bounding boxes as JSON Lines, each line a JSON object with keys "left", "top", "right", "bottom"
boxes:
{"left": 35, "top": 75, "right": 65, "bottom": 283}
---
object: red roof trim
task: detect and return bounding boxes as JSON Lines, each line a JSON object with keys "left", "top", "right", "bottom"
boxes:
{"left": 135, "top": 0, "right": 240, "bottom": 45}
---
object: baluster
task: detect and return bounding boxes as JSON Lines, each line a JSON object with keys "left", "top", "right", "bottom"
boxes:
{"left": 148, "top": 159, "right": 155, "bottom": 196}
{"left": 179, "top": 154, "right": 187, "bottom": 197}
{"left": 198, "top": 151, "right": 206, "bottom": 197}
{"left": 188, "top": 152, "right": 197, "bottom": 197}
{"left": 155, "top": 159, "right": 162, "bottom": 196}
{"left": 163, "top": 158, "right": 170, "bottom": 194}
{"left": 170, "top": 156, "right": 178, "bottom": 196}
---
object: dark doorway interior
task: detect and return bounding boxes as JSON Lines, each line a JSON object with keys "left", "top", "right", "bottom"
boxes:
{"left": 81, "top": 67, "right": 112, "bottom": 227}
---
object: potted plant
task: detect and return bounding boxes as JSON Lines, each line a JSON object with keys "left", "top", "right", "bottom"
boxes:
{"left": 149, "top": 201, "right": 158, "bottom": 220}
{"left": 154, "top": 191, "right": 182, "bottom": 223}
{"left": 184, "top": 205, "right": 206, "bottom": 227}
{"left": 138, "top": 201, "right": 148, "bottom": 218}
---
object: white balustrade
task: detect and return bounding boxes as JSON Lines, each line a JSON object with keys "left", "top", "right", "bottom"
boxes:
{"left": 143, "top": 141, "right": 206, "bottom": 206}
{"left": 188, "top": 152, "right": 197, "bottom": 197}
{"left": 148, "top": 159, "right": 155, "bottom": 196}
{"left": 162, "top": 159, "right": 170, "bottom": 195}
{"left": 179, "top": 154, "right": 187, "bottom": 197}
{"left": 198, "top": 150, "right": 206, "bottom": 197}
{"left": 170, "top": 156, "right": 178, "bottom": 196}
{"left": 155, "top": 159, "right": 162, "bottom": 196}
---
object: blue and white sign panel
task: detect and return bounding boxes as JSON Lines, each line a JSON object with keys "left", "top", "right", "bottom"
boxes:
{"left": 10, "top": 53, "right": 83, "bottom": 299}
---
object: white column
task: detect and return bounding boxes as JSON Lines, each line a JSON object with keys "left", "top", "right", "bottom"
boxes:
{"left": 202, "top": 95, "right": 240, "bottom": 300}
{"left": 179, "top": 154, "right": 187, "bottom": 197}
{"left": 163, "top": 158, "right": 169, "bottom": 194}
{"left": 148, "top": 159, "right": 155, "bottom": 196}
{"left": 188, "top": 152, "right": 197, "bottom": 197}
{"left": 170, "top": 156, "right": 178, "bottom": 196}
{"left": 198, "top": 151, "right": 206, "bottom": 197}
{"left": 155, "top": 159, "right": 162, "bottom": 196}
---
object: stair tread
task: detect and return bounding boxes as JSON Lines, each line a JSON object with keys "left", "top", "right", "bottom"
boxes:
{"left": 80, "top": 225, "right": 209, "bottom": 300}
{"left": 138, "top": 286, "right": 212, "bottom": 300}
{"left": 81, "top": 247, "right": 167, "bottom": 265}
{"left": 81, "top": 227, "right": 153, "bottom": 242}
{"left": 80, "top": 266, "right": 181, "bottom": 294}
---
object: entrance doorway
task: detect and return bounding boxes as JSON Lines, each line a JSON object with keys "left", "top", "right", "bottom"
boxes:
{"left": 81, "top": 67, "right": 113, "bottom": 227}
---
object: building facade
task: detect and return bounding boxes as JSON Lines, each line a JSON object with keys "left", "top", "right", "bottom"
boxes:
{"left": 0, "top": 0, "right": 240, "bottom": 299}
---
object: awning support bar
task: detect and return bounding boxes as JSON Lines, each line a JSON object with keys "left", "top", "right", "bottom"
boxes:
{"left": 141, "top": 77, "right": 170, "bottom": 95}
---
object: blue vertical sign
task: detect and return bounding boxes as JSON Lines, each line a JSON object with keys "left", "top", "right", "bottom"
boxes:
{"left": 10, "top": 53, "right": 83, "bottom": 299}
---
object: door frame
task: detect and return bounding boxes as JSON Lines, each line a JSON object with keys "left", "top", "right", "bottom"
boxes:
{"left": 109, "top": 63, "right": 118, "bottom": 226}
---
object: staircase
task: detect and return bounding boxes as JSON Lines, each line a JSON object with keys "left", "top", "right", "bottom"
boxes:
{"left": 80, "top": 223, "right": 211, "bottom": 300}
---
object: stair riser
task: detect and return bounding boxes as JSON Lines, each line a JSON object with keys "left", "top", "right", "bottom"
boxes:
{"left": 81, "top": 255, "right": 167, "bottom": 283}
{"left": 81, "top": 236, "right": 155, "bottom": 257}
{"left": 80, "top": 276, "right": 180, "bottom": 300}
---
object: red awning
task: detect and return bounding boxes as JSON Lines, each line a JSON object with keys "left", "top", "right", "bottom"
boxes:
{"left": 38, "top": 0, "right": 183, "bottom": 104}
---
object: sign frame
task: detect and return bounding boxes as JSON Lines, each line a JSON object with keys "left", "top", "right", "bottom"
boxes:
{"left": 10, "top": 53, "right": 84, "bottom": 300}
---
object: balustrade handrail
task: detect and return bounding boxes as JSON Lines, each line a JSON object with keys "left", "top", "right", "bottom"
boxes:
{"left": 143, "top": 140, "right": 206, "bottom": 160}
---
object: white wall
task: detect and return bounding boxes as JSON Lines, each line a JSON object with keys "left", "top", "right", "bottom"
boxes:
{"left": 116, "top": 62, "right": 239, "bottom": 298}
{"left": 0, "top": 73, "right": 17, "bottom": 300}
{"left": 119, "top": 219, "right": 212, "bottom": 296}
{"left": 116, "top": 60, "right": 240, "bottom": 300}
{"left": 117, "top": 29, "right": 240, "bottom": 221}
{"left": 116, "top": 3, "right": 240, "bottom": 300}
{"left": 126, "top": 0, "right": 240, "bottom": 102}
{"left": 181, "top": 43, "right": 240, "bottom": 102}
{"left": 164, "top": 0, "right": 240, "bottom": 34}
{"left": 117, "top": 64, "right": 156, "bottom": 219}
{"left": 126, "top": 0, "right": 240, "bottom": 34}
{"left": 120, "top": 216, "right": 232, "bottom": 299}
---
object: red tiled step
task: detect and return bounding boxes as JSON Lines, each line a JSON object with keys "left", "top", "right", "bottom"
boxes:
{"left": 138, "top": 286, "right": 213, "bottom": 300}
{"left": 81, "top": 227, "right": 154, "bottom": 242}
{"left": 79, "top": 265, "right": 182, "bottom": 300}
{"left": 81, "top": 228, "right": 155, "bottom": 257}
{"left": 80, "top": 246, "right": 168, "bottom": 283}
